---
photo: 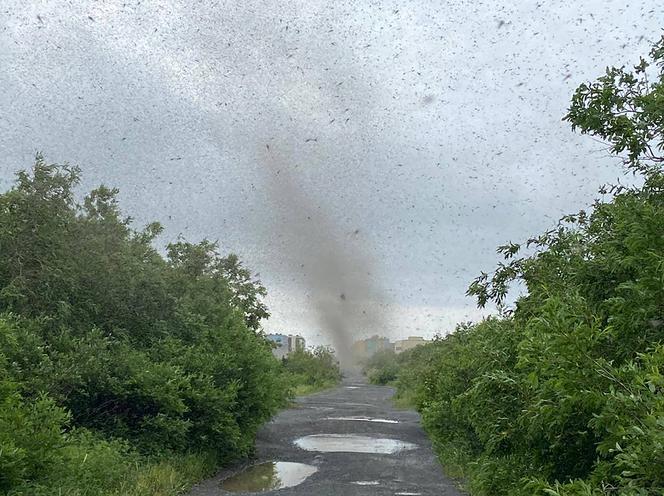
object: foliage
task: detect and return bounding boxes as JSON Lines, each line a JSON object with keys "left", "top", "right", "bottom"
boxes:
{"left": 217, "top": 253, "right": 270, "bottom": 331}
{"left": 565, "top": 36, "right": 664, "bottom": 173}
{"left": 0, "top": 157, "right": 285, "bottom": 494}
{"left": 363, "top": 349, "right": 400, "bottom": 385}
{"left": 282, "top": 346, "right": 342, "bottom": 394}
{"left": 390, "top": 38, "right": 664, "bottom": 495}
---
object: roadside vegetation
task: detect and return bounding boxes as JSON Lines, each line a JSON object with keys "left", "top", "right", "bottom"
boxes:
{"left": 282, "top": 346, "right": 343, "bottom": 395}
{"left": 363, "top": 349, "right": 400, "bottom": 386}
{"left": 0, "top": 159, "right": 299, "bottom": 495}
{"left": 370, "top": 38, "right": 664, "bottom": 495}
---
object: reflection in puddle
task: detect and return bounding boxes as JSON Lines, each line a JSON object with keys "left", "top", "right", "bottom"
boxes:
{"left": 219, "top": 462, "right": 317, "bottom": 492}
{"left": 325, "top": 416, "right": 400, "bottom": 424}
{"left": 294, "top": 434, "right": 417, "bottom": 454}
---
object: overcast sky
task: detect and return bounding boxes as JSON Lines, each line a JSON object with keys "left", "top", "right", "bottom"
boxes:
{"left": 1, "top": 1, "right": 662, "bottom": 346}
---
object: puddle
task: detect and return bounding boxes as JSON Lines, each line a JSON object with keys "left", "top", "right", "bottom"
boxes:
{"left": 352, "top": 481, "right": 381, "bottom": 485}
{"left": 345, "top": 386, "right": 360, "bottom": 389}
{"left": 219, "top": 462, "right": 317, "bottom": 492}
{"left": 294, "top": 434, "right": 417, "bottom": 454}
{"left": 325, "top": 416, "right": 400, "bottom": 424}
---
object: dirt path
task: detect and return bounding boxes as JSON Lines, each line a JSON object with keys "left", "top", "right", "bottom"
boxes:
{"left": 188, "top": 378, "right": 464, "bottom": 495}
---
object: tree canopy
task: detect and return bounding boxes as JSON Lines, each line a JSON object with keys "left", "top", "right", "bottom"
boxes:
{"left": 386, "top": 36, "right": 664, "bottom": 496}
{"left": 0, "top": 156, "right": 286, "bottom": 494}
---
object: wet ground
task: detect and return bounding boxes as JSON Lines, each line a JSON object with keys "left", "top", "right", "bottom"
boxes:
{"left": 188, "top": 378, "right": 464, "bottom": 496}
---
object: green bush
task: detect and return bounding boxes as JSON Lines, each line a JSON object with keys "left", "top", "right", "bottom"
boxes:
{"left": 282, "top": 346, "right": 342, "bottom": 394}
{"left": 0, "top": 385, "right": 68, "bottom": 491}
{"left": 390, "top": 37, "right": 664, "bottom": 495}
{"left": 0, "top": 157, "right": 286, "bottom": 494}
{"left": 363, "top": 349, "right": 400, "bottom": 385}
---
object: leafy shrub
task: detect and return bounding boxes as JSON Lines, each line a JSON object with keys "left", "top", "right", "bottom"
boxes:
{"left": 390, "top": 37, "right": 664, "bottom": 495}
{"left": 0, "top": 385, "right": 69, "bottom": 492}
{"left": 282, "top": 346, "right": 342, "bottom": 394}
{"left": 0, "top": 156, "right": 285, "bottom": 493}
{"left": 363, "top": 349, "right": 400, "bottom": 385}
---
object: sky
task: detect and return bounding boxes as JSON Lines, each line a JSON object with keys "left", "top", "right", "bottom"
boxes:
{"left": 1, "top": 0, "right": 662, "bottom": 347}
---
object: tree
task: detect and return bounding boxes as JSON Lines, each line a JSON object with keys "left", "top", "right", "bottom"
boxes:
{"left": 412, "top": 37, "right": 664, "bottom": 495}
{"left": 469, "top": 35, "right": 664, "bottom": 311}
{"left": 0, "top": 156, "right": 286, "bottom": 493}
{"left": 217, "top": 253, "right": 269, "bottom": 331}
{"left": 565, "top": 35, "right": 664, "bottom": 173}
{"left": 166, "top": 240, "right": 269, "bottom": 331}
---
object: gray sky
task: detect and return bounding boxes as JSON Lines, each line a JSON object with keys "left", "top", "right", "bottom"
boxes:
{"left": 1, "top": 1, "right": 662, "bottom": 346}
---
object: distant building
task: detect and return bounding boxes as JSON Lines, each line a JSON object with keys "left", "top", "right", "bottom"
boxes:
{"left": 292, "top": 335, "right": 306, "bottom": 352}
{"left": 352, "top": 335, "right": 393, "bottom": 361}
{"left": 394, "top": 336, "right": 429, "bottom": 354}
{"left": 266, "top": 333, "right": 306, "bottom": 359}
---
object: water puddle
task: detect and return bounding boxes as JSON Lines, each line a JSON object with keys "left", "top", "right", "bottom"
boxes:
{"left": 219, "top": 461, "right": 317, "bottom": 492}
{"left": 325, "top": 416, "right": 400, "bottom": 424}
{"left": 352, "top": 481, "right": 381, "bottom": 485}
{"left": 294, "top": 434, "right": 417, "bottom": 454}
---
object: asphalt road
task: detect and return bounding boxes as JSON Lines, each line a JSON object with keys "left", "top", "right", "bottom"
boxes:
{"left": 188, "top": 378, "right": 464, "bottom": 496}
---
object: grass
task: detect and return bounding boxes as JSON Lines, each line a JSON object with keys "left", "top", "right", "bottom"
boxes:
{"left": 291, "top": 380, "right": 338, "bottom": 396}
{"left": 391, "top": 391, "right": 416, "bottom": 410}
{"left": 121, "top": 453, "right": 218, "bottom": 496}
{"left": 9, "top": 452, "right": 219, "bottom": 496}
